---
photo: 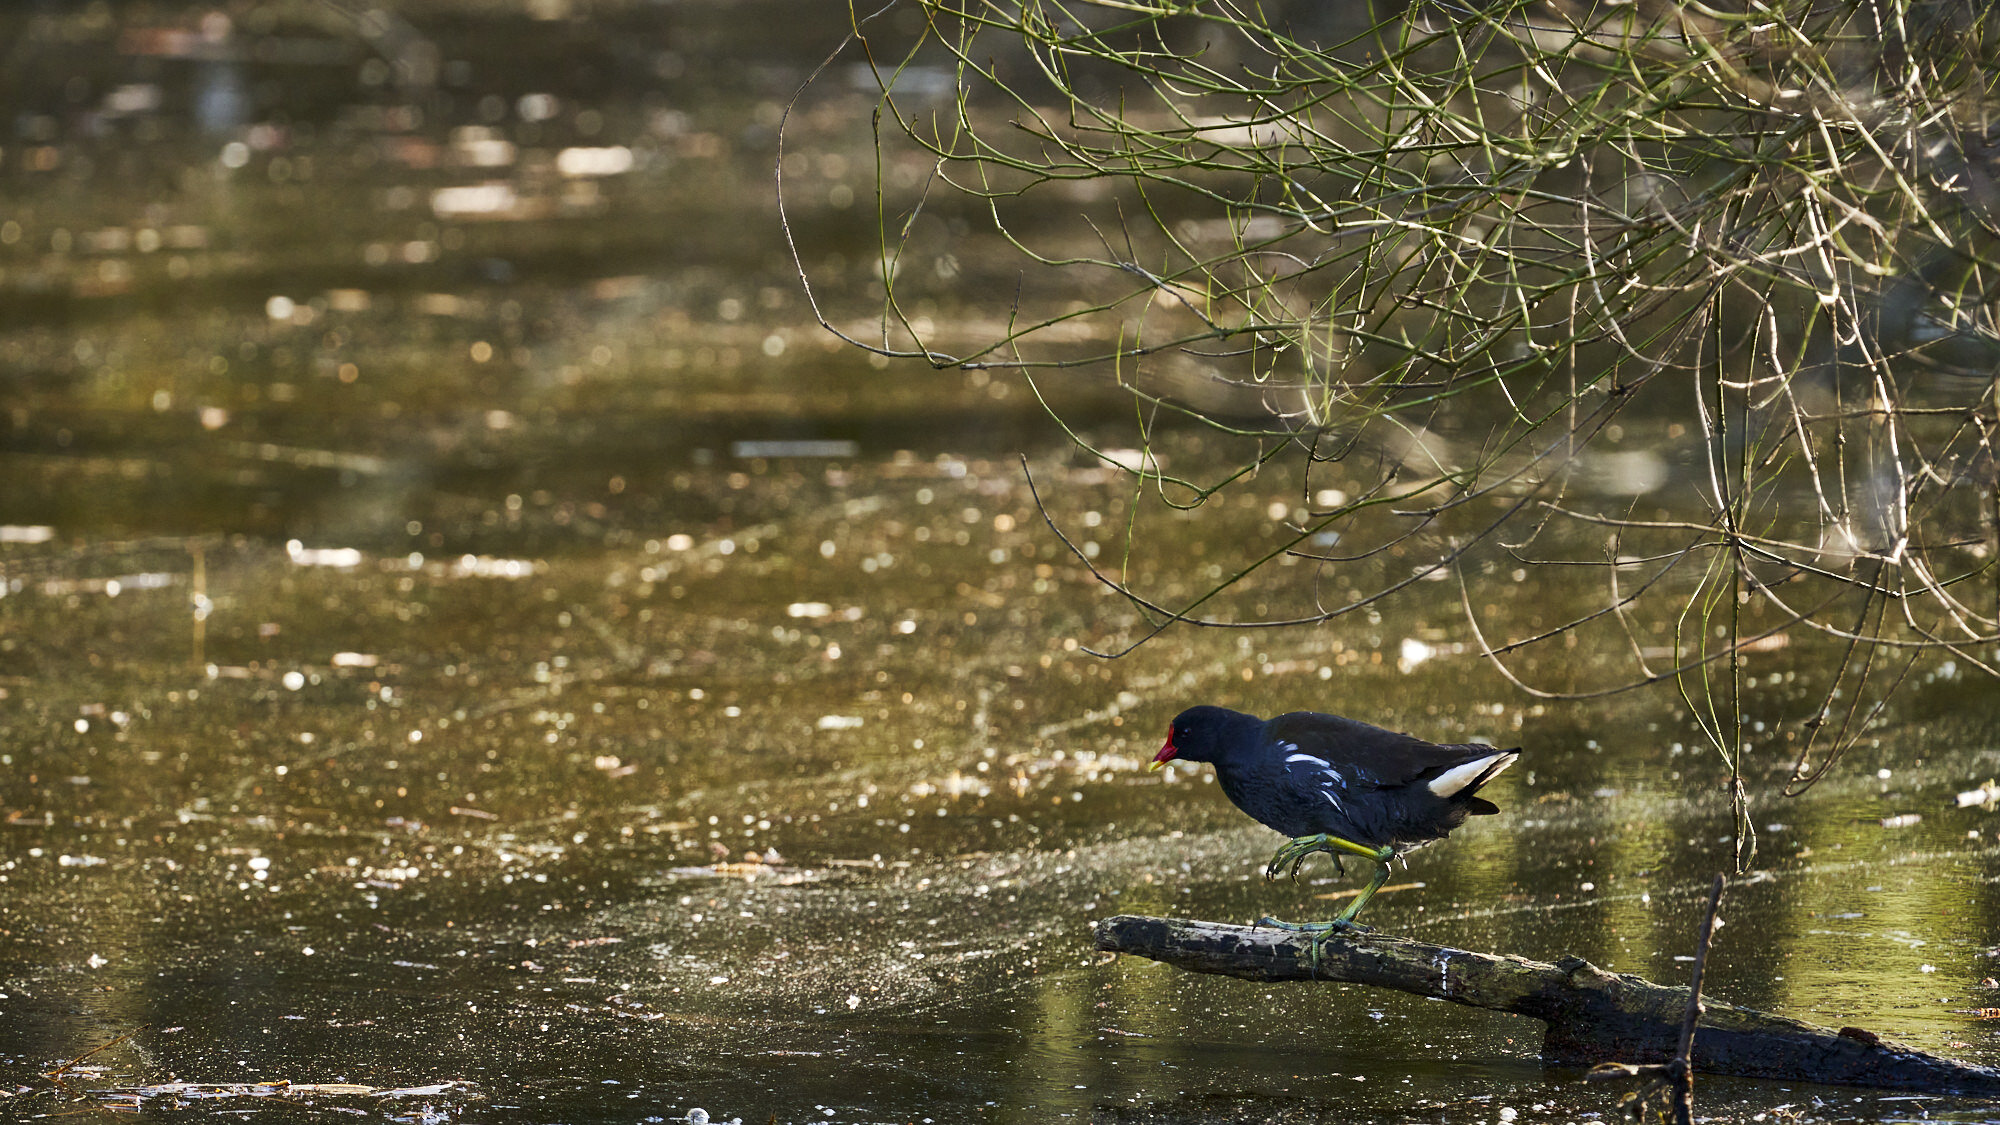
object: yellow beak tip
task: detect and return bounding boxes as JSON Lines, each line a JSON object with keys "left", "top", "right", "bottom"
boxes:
{"left": 1147, "top": 760, "right": 1165, "bottom": 772}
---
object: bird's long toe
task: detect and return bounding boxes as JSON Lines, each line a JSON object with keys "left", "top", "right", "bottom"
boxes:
{"left": 1255, "top": 915, "right": 1371, "bottom": 935}
{"left": 1265, "top": 835, "right": 1340, "bottom": 882}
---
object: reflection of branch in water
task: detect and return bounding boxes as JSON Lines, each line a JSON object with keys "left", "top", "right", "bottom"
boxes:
{"left": 312, "top": 1, "right": 439, "bottom": 88}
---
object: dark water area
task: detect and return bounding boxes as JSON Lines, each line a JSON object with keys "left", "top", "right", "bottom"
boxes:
{"left": 3, "top": 3, "right": 2000, "bottom": 1124}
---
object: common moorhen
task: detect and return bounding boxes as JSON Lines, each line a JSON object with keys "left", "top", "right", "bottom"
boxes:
{"left": 1151, "top": 704, "right": 1518, "bottom": 937}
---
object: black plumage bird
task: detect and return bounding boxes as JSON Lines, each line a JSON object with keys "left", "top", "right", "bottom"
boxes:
{"left": 1151, "top": 704, "right": 1519, "bottom": 935}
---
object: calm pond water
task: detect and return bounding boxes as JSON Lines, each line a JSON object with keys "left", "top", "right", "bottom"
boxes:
{"left": 3, "top": 3, "right": 2000, "bottom": 1123}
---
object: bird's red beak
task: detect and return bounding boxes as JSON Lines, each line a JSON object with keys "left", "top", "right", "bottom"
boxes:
{"left": 1150, "top": 734, "right": 1177, "bottom": 772}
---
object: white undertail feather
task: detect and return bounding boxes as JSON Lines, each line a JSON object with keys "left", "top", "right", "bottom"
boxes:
{"left": 1427, "top": 751, "right": 1519, "bottom": 798}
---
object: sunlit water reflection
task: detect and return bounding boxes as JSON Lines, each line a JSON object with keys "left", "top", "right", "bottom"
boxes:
{"left": 2, "top": 4, "right": 1999, "bottom": 1125}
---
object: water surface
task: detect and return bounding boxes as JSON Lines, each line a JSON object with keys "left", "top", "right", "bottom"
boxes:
{"left": 3, "top": 4, "right": 2000, "bottom": 1123}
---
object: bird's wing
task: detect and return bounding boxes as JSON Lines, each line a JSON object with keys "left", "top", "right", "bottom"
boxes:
{"left": 1262, "top": 711, "right": 1445, "bottom": 790}
{"left": 1264, "top": 712, "right": 1513, "bottom": 791}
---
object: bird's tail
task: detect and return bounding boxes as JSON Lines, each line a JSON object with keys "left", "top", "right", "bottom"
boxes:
{"left": 1427, "top": 749, "right": 1520, "bottom": 802}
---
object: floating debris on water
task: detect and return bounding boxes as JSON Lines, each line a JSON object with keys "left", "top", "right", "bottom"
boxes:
{"left": 1315, "top": 881, "right": 1425, "bottom": 902}
{"left": 1956, "top": 780, "right": 2000, "bottom": 808}
{"left": 662, "top": 860, "right": 821, "bottom": 885}
{"left": 286, "top": 541, "right": 365, "bottom": 568}
{"left": 99, "top": 1080, "right": 470, "bottom": 1110}
{"left": 451, "top": 554, "right": 540, "bottom": 578}
{"left": 731, "top": 440, "right": 859, "bottom": 459}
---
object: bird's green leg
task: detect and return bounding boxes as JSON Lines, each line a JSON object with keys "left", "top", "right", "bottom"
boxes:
{"left": 1257, "top": 835, "right": 1396, "bottom": 973}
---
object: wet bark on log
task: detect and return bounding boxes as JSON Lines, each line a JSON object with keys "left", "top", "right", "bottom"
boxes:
{"left": 1094, "top": 914, "right": 2000, "bottom": 1096}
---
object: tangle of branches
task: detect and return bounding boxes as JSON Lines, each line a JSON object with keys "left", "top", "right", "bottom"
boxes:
{"left": 785, "top": 0, "right": 2000, "bottom": 860}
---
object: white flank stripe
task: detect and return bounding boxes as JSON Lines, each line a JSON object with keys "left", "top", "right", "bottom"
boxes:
{"left": 1427, "top": 752, "right": 1519, "bottom": 797}
{"left": 1285, "top": 753, "right": 1331, "bottom": 768}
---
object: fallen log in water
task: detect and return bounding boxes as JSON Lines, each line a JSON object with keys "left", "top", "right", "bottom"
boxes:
{"left": 1094, "top": 914, "right": 2000, "bottom": 1096}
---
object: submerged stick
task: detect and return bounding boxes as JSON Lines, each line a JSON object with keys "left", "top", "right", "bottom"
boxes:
{"left": 46, "top": 1025, "right": 150, "bottom": 1081}
{"left": 1094, "top": 913, "right": 2000, "bottom": 1096}
{"left": 1672, "top": 875, "right": 1726, "bottom": 1122}
{"left": 1586, "top": 874, "right": 1724, "bottom": 1121}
